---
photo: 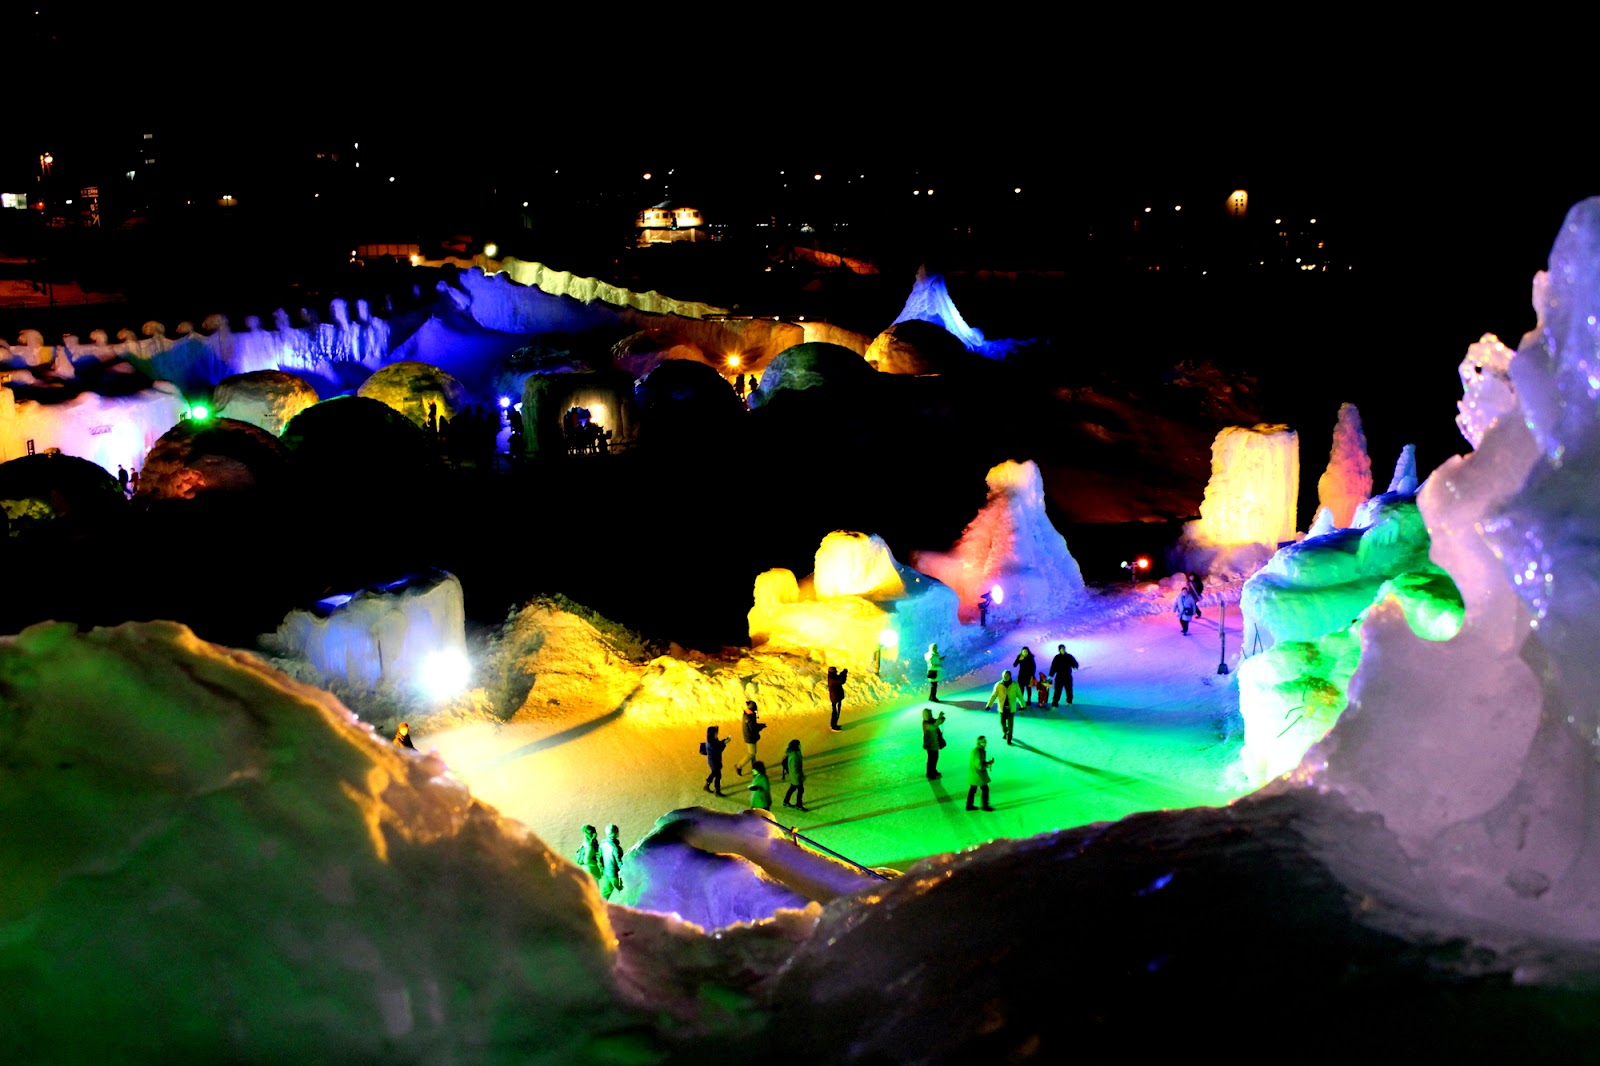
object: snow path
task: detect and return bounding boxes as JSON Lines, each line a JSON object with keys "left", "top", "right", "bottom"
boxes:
{"left": 427, "top": 606, "right": 1249, "bottom": 874}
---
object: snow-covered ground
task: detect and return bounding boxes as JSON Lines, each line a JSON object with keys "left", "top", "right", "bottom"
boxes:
{"left": 422, "top": 589, "right": 1248, "bottom": 877}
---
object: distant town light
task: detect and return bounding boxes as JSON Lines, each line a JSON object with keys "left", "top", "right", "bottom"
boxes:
{"left": 522, "top": 201, "right": 528, "bottom": 207}
{"left": 643, "top": 172, "right": 652, "bottom": 179}
{"left": 1174, "top": 204, "right": 1182, "bottom": 211}
{"left": 1310, "top": 218, "right": 1317, "bottom": 223}
{"left": 1014, "top": 187, "right": 1022, "bottom": 193}
{"left": 1144, "top": 206, "right": 1152, "bottom": 213}
{"left": 1275, "top": 218, "right": 1282, "bottom": 224}
{"left": 814, "top": 173, "right": 822, "bottom": 180}
{"left": 926, "top": 189, "right": 934, "bottom": 195}
{"left": 388, "top": 176, "right": 395, "bottom": 182}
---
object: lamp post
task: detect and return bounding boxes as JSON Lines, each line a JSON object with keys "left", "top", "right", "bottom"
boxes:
{"left": 1120, "top": 557, "right": 1150, "bottom": 585}
{"left": 1217, "top": 599, "right": 1230, "bottom": 675}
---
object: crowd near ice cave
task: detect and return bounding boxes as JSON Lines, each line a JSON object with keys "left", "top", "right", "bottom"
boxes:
{"left": 8, "top": 201, "right": 1600, "bottom": 1060}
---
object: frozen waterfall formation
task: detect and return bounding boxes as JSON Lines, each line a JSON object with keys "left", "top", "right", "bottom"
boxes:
{"left": 1284, "top": 197, "right": 1600, "bottom": 939}
{"left": 1175, "top": 423, "right": 1299, "bottom": 578}
{"left": 267, "top": 570, "right": 468, "bottom": 697}
{"left": 749, "top": 531, "right": 960, "bottom": 674}
{"left": 912, "top": 459, "right": 1086, "bottom": 626}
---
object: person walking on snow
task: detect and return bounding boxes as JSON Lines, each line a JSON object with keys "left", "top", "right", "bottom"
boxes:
{"left": 735, "top": 700, "right": 767, "bottom": 775}
{"left": 1175, "top": 585, "right": 1199, "bottom": 635}
{"left": 575, "top": 824, "right": 603, "bottom": 882}
{"left": 702, "top": 725, "right": 731, "bottom": 795}
{"left": 393, "top": 722, "right": 415, "bottom": 749}
{"left": 826, "top": 666, "right": 849, "bottom": 731}
{"left": 599, "top": 824, "right": 626, "bottom": 900}
{"left": 966, "top": 736, "right": 995, "bottom": 811}
{"left": 922, "top": 707, "right": 948, "bottom": 778}
{"left": 1049, "top": 644, "right": 1080, "bottom": 707}
{"left": 925, "top": 643, "right": 946, "bottom": 702}
{"left": 749, "top": 761, "right": 773, "bottom": 811}
{"left": 985, "top": 669, "right": 1026, "bottom": 745}
{"left": 1013, "top": 646, "right": 1038, "bottom": 705}
{"left": 782, "top": 739, "right": 808, "bottom": 810}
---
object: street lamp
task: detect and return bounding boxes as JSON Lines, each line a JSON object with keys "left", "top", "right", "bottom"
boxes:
{"left": 1120, "top": 557, "right": 1150, "bottom": 585}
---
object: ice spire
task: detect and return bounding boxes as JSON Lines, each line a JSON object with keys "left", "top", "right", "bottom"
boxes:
{"left": 1315, "top": 403, "right": 1372, "bottom": 529}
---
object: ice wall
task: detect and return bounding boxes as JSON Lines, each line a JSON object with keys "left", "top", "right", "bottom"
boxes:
{"left": 0, "top": 380, "right": 187, "bottom": 477}
{"left": 911, "top": 460, "right": 1085, "bottom": 625}
{"left": 1316, "top": 402, "right": 1372, "bottom": 528}
{"left": 270, "top": 570, "right": 468, "bottom": 695}
{"left": 1296, "top": 198, "right": 1600, "bottom": 938}
{"left": 1176, "top": 423, "right": 1299, "bottom": 577}
{"left": 749, "top": 531, "right": 960, "bottom": 674}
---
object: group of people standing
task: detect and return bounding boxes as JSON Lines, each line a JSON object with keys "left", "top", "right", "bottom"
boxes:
{"left": 575, "top": 823, "right": 628, "bottom": 899}
{"left": 919, "top": 708, "right": 994, "bottom": 811}
{"left": 701, "top": 699, "right": 812, "bottom": 813}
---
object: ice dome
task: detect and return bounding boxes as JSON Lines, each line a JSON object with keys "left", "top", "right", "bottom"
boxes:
{"left": 863, "top": 318, "right": 970, "bottom": 375}
{"left": 137, "top": 417, "right": 290, "bottom": 501}
{"left": 609, "top": 329, "right": 711, "bottom": 378}
{"left": 745, "top": 342, "right": 874, "bottom": 409}
{"left": 0, "top": 452, "right": 125, "bottom": 538}
{"left": 355, "top": 361, "right": 469, "bottom": 431}
{"left": 0, "top": 620, "right": 641, "bottom": 1060}
{"left": 212, "top": 370, "right": 321, "bottom": 436}
{"left": 633, "top": 358, "right": 744, "bottom": 445}
{"left": 280, "top": 395, "right": 438, "bottom": 479}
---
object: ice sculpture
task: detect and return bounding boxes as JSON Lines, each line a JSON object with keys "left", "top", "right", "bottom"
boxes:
{"left": 1316, "top": 403, "right": 1371, "bottom": 528}
{"left": 890, "top": 267, "right": 987, "bottom": 351}
{"left": 355, "top": 361, "right": 469, "bottom": 430}
{"left": 1300, "top": 197, "right": 1600, "bottom": 937}
{"left": 912, "top": 460, "right": 1085, "bottom": 625}
{"left": 1175, "top": 423, "right": 1299, "bottom": 577}
{"left": 212, "top": 370, "right": 320, "bottom": 436}
{"left": 749, "top": 531, "right": 959, "bottom": 674}
{"left": 269, "top": 570, "right": 468, "bottom": 696}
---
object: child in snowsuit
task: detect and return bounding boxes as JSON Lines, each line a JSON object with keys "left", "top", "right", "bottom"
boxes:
{"left": 702, "top": 725, "right": 731, "bottom": 795}
{"left": 782, "top": 739, "right": 807, "bottom": 810}
{"left": 967, "top": 736, "right": 995, "bottom": 811}
{"left": 826, "top": 667, "right": 848, "bottom": 731}
{"left": 749, "top": 762, "right": 772, "bottom": 811}
{"left": 599, "top": 824, "right": 625, "bottom": 900}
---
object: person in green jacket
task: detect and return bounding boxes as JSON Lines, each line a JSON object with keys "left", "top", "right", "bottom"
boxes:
{"left": 574, "top": 824, "right": 603, "bottom": 882}
{"left": 782, "top": 739, "right": 808, "bottom": 810}
{"left": 966, "top": 736, "right": 995, "bottom": 811}
{"left": 749, "top": 761, "right": 773, "bottom": 811}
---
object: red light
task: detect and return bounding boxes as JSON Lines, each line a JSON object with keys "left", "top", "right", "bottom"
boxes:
{"left": 1136, "top": 557, "right": 1150, "bottom": 569}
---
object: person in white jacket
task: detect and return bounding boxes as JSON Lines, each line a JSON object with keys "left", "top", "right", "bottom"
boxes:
{"left": 984, "top": 669, "right": 1027, "bottom": 745}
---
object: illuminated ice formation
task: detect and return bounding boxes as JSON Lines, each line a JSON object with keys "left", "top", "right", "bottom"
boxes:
{"left": 911, "top": 460, "right": 1085, "bottom": 625}
{"left": 0, "top": 380, "right": 186, "bottom": 477}
{"left": 891, "top": 267, "right": 987, "bottom": 351}
{"left": 744, "top": 343, "right": 875, "bottom": 409}
{"left": 1176, "top": 423, "right": 1299, "bottom": 577}
{"left": 618, "top": 808, "right": 880, "bottom": 929}
{"left": 269, "top": 570, "right": 468, "bottom": 696}
{"left": 1456, "top": 333, "right": 1518, "bottom": 449}
{"left": 1316, "top": 402, "right": 1372, "bottom": 528}
{"left": 355, "top": 361, "right": 469, "bottom": 431}
{"left": 0, "top": 620, "right": 631, "bottom": 1059}
{"left": 212, "top": 370, "right": 320, "bottom": 436}
{"left": 1297, "top": 197, "right": 1600, "bottom": 937}
{"left": 749, "top": 531, "right": 959, "bottom": 674}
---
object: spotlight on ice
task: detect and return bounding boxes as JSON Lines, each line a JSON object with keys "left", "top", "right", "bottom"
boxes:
{"left": 498, "top": 396, "right": 511, "bottom": 409}
{"left": 990, "top": 584, "right": 1004, "bottom": 604}
{"left": 420, "top": 648, "right": 471, "bottom": 701}
{"left": 187, "top": 403, "right": 212, "bottom": 421}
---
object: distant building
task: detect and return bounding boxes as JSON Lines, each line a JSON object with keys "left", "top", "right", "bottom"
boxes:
{"left": 636, "top": 201, "right": 706, "bottom": 246}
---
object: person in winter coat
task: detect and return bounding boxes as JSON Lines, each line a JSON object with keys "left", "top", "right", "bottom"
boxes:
{"left": 1175, "top": 586, "right": 1199, "bottom": 635}
{"left": 922, "top": 707, "right": 948, "bottom": 778}
{"left": 1013, "top": 647, "right": 1038, "bottom": 704}
{"left": 599, "top": 824, "right": 626, "bottom": 900}
{"left": 1187, "top": 572, "right": 1205, "bottom": 601}
{"left": 735, "top": 700, "right": 767, "bottom": 775}
{"left": 1048, "top": 644, "right": 1080, "bottom": 707}
{"left": 393, "top": 722, "right": 415, "bottom": 749}
{"left": 575, "top": 824, "right": 603, "bottom": 882}
{"left": 985, "top": 669, "right": 1026, "bottom": 745}
{"left": 966, "top": 736, "right": 995, "bottom": 811}
{"left": 702, "top": 725, "right": 731, "bottom": 795}
{"left": 826, "top": 666, "right": 849, "bottom": 731}
{"left": 782, "top": 739, "right": 807, "bottom": 810}
{"left": 749, "top": 761, "right": 773, "bottom": 811}
{"left": 925, "top": 643, "right": 946, "bottom": 702}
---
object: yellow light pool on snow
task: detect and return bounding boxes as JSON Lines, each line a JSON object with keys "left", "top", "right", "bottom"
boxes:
{"left": 420, "top": 649, "right": 470, "bottom": 701}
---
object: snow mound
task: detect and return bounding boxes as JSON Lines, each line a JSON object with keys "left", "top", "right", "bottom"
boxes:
{"left": 745, "top": 342, "right": 874, "bottom": 409}
{"left": 355, "top": 360, "right": 469, "bottom": 430}
{"left": 212, "top": 370, "right": 320, "bottom": 436}
{"left": 138, "top": 416, "right": 289, "bottom": 500}
{"left": 912, "top": 459, "right": 1085, "bottom": 625}
{"left": 0, "top": 620, "right": 642, "bottom": 1060}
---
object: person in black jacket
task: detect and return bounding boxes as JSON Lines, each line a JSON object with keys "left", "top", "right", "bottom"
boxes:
{"left": 826, "top": 666, "right": 849, "bottom": 731}
{"left": 735, "top": 700, "right": 767, "bottom": 775}
{"left": 701, "top": 725, "right": 731, "bottom": 795}
{"left": 1013, "top": 647, "right": 1038, "bottom": 705}
{"left": 1048, "top": 644, "right": 1080, "bottom": 707}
